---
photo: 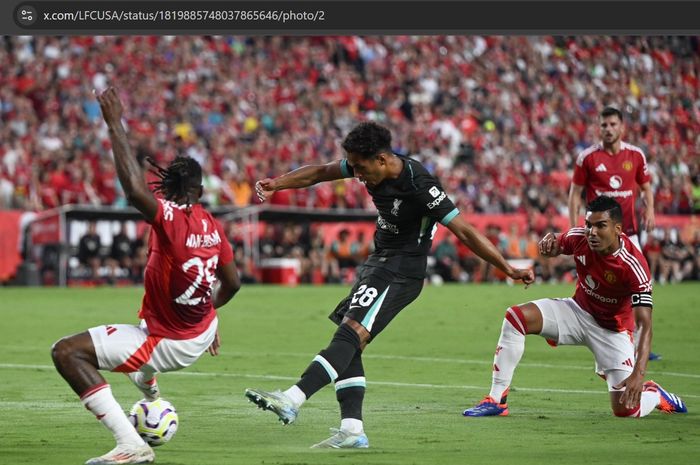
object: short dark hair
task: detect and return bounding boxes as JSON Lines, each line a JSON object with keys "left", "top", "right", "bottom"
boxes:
{"left": 600, "top": 106, "right": 623, "bottom": 122}
{"left": 147, "top": 156, "right": 202, "bottom": 206}
{"left": 587, "top": 195, "right": 623, "bottom": 224}
{"left": 341, "top": 121, "right": 392, "bottom": 159}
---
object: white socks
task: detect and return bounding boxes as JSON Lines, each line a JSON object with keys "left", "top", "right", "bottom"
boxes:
{"left": 489, "top": 308, "right": 527, "bottom": 402}
{"left": 81, "top": 384, "right": 144, "bottom": 446}
{"left": 636, "top": 384, "right": 661, "bottom": 417}
{"left": 283, "top": 385, "right": 363, "bottom": 433}
{"left": 340, "top": 418, "right": 364, "bottom": 434}
{"left": 127, "top": 371, "right": 160, "bottom": 401}
{"left": 637, "top": 390, "right": 660, "bottom": 417}
{"left": 284, "top": 385, "right": 307, "bottom": 408}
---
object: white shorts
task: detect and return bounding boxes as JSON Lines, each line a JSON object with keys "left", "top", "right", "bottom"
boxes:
{"left": 533, "top": 298, "right": 635, "bottom": 390}
{"left": 89, "top": 317, "right": 218, "bottom": 375}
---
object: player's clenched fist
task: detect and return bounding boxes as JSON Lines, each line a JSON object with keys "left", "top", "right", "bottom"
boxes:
{"left": 95, "top": 87, "right": 124, "bottom": 127}
{"left": 538, "top": 232, "right": 560, "bottom": 257}
{"left": 510, "top": 268, "right": 535, "bottom": 286}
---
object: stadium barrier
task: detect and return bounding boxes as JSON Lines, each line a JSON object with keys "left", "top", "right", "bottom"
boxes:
{"left": 16, "top": 204, "right": 376, "bottom": 286}
{"left": 4, "top": 205, "right": 698, "bottom": 286}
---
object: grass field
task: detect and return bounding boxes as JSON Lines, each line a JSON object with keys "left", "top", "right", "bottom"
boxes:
{"left": 1, "top": 283, "right": 699, "bottom": 464}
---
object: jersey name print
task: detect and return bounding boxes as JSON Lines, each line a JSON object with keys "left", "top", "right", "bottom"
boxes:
{"left": 185, "top": 229, "right": 223, "bottom": 248}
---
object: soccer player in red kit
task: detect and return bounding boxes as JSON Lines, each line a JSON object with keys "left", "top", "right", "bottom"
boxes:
{"left": 51, "top": 88, "right": 241, "bottom": 465}
{"left": 568, "top": 107, "right": 655, "bottom": 246}
{"left": 463, "top": 196, "right": 686, "bottom": 418}
{"left": 568, "top": 106, "right": 660, "bottom": 360}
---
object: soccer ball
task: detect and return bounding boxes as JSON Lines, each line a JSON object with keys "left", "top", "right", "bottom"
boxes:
{"left": 128, "top": 398, "right": 179, "bottom": 446}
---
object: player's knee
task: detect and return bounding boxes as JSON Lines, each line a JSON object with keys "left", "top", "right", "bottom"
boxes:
{"left": 333, "top": 323, "right": 363, "bottom": 350}
{"left": 51, "top": 337, "right": 74, "bottom": 367}
{"left": 503, "top": 306, "right": 528, "bottom": 335}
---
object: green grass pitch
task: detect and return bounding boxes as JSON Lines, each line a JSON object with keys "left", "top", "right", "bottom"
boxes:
{"left": 1, "top": 283, "right": 699, "bottom": 464}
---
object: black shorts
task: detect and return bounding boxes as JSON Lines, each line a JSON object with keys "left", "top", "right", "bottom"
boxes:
{"left": 329, "top": 260, "right": 424, "bottom": 339}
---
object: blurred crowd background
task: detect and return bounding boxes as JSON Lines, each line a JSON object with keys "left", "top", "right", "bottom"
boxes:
{"left": 1, "top": 36, "right": 698, "bottom": 284}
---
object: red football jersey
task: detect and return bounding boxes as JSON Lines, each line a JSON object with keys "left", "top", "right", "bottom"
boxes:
{"left": 139, "top": 199, "right": 233, "bottom": 339}
{"left": 572, "top": 142, "right": 651, "bottom": 236}
{"left": 558, "top": 228, "right": 653, "bottom": 332}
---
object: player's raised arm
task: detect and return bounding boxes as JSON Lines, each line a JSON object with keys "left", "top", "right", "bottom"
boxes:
{"left": 96, "top": 87, "right": 158, "bottom": 221}
{"left": 445, "top": 215, "right": 534, "bottom": 285}
{"left": 255, "top": 160, "right": 347, "bottom": 202}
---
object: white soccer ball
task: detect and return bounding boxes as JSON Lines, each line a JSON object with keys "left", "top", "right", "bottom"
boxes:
{"left": 128, "top": 398, "right": 179, "bottom": 446}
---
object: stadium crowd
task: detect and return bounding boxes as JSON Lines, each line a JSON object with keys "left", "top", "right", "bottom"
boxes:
{"left": 1, "top": 36, "right": 699, "bottom": 283}
{"left": 1, "top": 36, "right": 699, "bottom": 213}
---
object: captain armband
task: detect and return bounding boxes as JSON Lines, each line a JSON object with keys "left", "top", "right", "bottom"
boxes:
{"left": 631, "top": 292, "right": 653, "bottom": 308}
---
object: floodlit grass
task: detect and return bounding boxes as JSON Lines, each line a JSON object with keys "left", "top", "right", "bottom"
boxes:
{"left": 2, "top": 283, "right": 698, "bottom": 464}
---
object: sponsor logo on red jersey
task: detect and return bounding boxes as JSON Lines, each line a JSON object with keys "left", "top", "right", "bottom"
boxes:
{"left": 609, "top": 175, "right": 623, "bottom": 189}
{"left": 584, "top": 274, "right": 598, "bottom": 290}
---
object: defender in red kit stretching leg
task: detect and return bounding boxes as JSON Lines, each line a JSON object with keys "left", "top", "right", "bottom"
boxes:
{"left": 463, "top": 196, "right": 686, "bottom": 419}
{"left": 51, "top": 88, "right": 241, "bottom": 465}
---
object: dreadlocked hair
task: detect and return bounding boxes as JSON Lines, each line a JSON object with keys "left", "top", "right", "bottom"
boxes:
{"left": 146, "top": 156, "right": 202, "bottom": 211}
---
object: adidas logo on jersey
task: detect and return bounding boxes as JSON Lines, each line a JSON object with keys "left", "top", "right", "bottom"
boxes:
{"left": 577, "top": 255, "right": 586, "bottom": 265}
{"left": 595, "top": 163, "right": 607, "bottom": 172}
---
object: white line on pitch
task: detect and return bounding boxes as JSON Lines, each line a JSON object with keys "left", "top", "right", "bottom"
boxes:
{"left": 2, "top": 347, "right": 698, "bottom": 380}
{"left": 1, "top": 363, "right": 698, "bottom": 399}
{"left": 219, "top": 350, "right": 700, "bottom": 380}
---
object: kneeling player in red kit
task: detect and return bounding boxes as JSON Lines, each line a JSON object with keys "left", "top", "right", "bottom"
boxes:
{"left": 464, "top": 196, "right": 686, "bottom": 419}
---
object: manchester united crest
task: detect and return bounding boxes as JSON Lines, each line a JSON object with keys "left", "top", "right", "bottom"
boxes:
{"left": 604, "top": 270, "right": 617, "bottom": 284}
{"left": 622, "top": 161, "right": 633, "bottom": 171}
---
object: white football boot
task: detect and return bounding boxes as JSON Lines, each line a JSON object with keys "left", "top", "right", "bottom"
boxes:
{"left": 85, "top": 443, "right": 155, "bottom": 465}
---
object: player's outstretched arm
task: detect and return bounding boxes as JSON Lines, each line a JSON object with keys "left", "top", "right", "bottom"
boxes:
{"left": 446, "top": 215, "right": 534, "bottom": 285}
{"left": 255, "top": 160, "right": 345, "bottom": 202}
{"left": 96, "top": 87, "right": 158, "bottom": 221}
{"left": 568, "top": 183, "right": 584, "bottom": 228}
{"left": 616, "top": 306, "right": 652, "bottom": 409}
